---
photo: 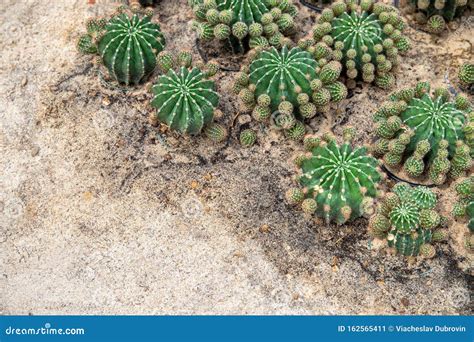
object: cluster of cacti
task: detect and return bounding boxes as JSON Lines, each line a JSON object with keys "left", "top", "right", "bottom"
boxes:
{"left": 77, "top": 17, "right": 106, "bottom": 55}
{"left": 150, "top": 51, "right": 223, "bottom": 135}
{"left": 191, "top": 0, "right": 298, "bottom": 52}
{"left": 286, "top": 128, "right": 382, "bottom": 224}
{"left": 372, "top": 81, "right": 472, "bottom": 184}
{"left": 235, "top": 45, "right": 347, "bottom": 140}
{"left": 369, "top": 183, "right": 447, "bottom": 257}
{"left": 402, "top": 0, "right": 473, "bottom": 33}
{"left": 458, "top": 62, "right": 474, "bottom": 88}
{"left": 304, "top": 0, "right": 410, "bottom": 89}
{"left": 77, "top": 6, "right": 166, "bottom": 85}
{"left": 452, "top": 177, "right": 474, "bottom": 251}
{"left": 464, "top": 111, "right": 474, "bottom": 155}
{"left": 74, "top": 1, "right": 474, "bottom": 263}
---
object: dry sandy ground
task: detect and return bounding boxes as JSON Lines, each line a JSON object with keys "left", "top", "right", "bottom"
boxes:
{"left": 0, "top": 0, "right": 473, "bottom": 315}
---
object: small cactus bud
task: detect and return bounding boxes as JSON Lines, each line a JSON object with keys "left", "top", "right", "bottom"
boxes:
{"left": 286, "top": 188, "right": 304, "bottom": 205}
{"left": 205, "top": 123, "right": 228, "bottom": 143}
{"left": 239, "top": 129, "right": 257, "bottom": 148}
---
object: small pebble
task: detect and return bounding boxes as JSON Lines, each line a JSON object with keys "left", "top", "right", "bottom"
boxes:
{"left": 148, "top": 113, "right": 158, "bottom": 127}
{"left": 233, "top": 251, "right": 244, "bottom": 258}
{"left": 30, "top": 145, "right": 39, "bottom": 157}
{"left": 237, "top": 114, "right": 251, "bottom": 125}
{"left": 401, "top": 297, "right": 410, "bottom": 307}
{"left": 259, "top": 224, "right": 270, "bottom": 233}
{"left": 213, "top": 109, "right": 224, "bottom": 120}
{"left": 102, "top": 97, "right": 111, "bottom": 106}
{"left": 166, "top": 136, "right": 179, "bottom": 147}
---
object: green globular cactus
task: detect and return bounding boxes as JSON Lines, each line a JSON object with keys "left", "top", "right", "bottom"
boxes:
{"left": 98, "top": 11, "right": 165, "bottom": 85}
{"left": 235, "top": 46, "right": 347, "bottom": 137}
{"left": 77, "top": 7, "right": 166, "bottom": 85}
{"left": 404, "top": 0, "right": 471, "bottom": 33}
{"left": 191, "top": 0, "right": 298, "bottom": 53}
{"left": 452, "top": 177, "right": 474, "bottom": 249}
{"left": 287, "top": 129, "right": 382, "bottom": 224}
{"left": 369, "top": 183, "right": 445, "bottom": 257}
{"left": 458, "top": 62, "right": 474, "bottom": 88}
{"left": 151, "top": 52, "right": 220, "bottom": 135}
{"left": 240, "top": 129, "right": 257, "bottom": 147}
{"left": 285, "top": 187, "right": 305, "bottom": 205}
{"left": 307, "top": 0, "right": 410, "bottom": 89}
{"left": 464, "top": 111, "right": 474, "bottom": 157}
{"left": 205, "top": 122, "right": 228, "bottom": 142}
{"left": 372, "top": 81, "right": 473, "bottom": 184}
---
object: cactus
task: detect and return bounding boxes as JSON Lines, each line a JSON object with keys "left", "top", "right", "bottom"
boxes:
{"left": 235, "top": 46, "right": 347, "bottom": 138}
{"left": 77, "top": 7, "right": 166, "bottom": 85}
{"left": 77, "top": 17, "right": 107, "bottom": 54}
{"left": 205, "top": 122, "right": 228, "bottom": 142}
{"left": 452, "top": 177, "right": 474, "bottom": 235}
{"left": 151, "top": 52, "right": 221, "bottom": 135}
{"left": 458, "top": 62, "right": 474, "bottom": 88}
{"left": 306, "top": 0, "right": 410, "bottom": 89}
{"left": 286, "top": 128, "right": 382, "bottom": 224}
{"left": 464, "top": 111, "right": 474, "bottom": 157}
{"left": 191, "top": 0, "right": 298, "bottom": 53}
{"left": 240, "top": 129, "right": 257, "bottom": 147}
{"left": 372, "top": 81, "right": 472, "bottom": 184}
{"left": 369, "top": 183, "right": 446, "bottom": 257}
{"left": 403, "top": 0, "right": 472, "bottom": 33}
